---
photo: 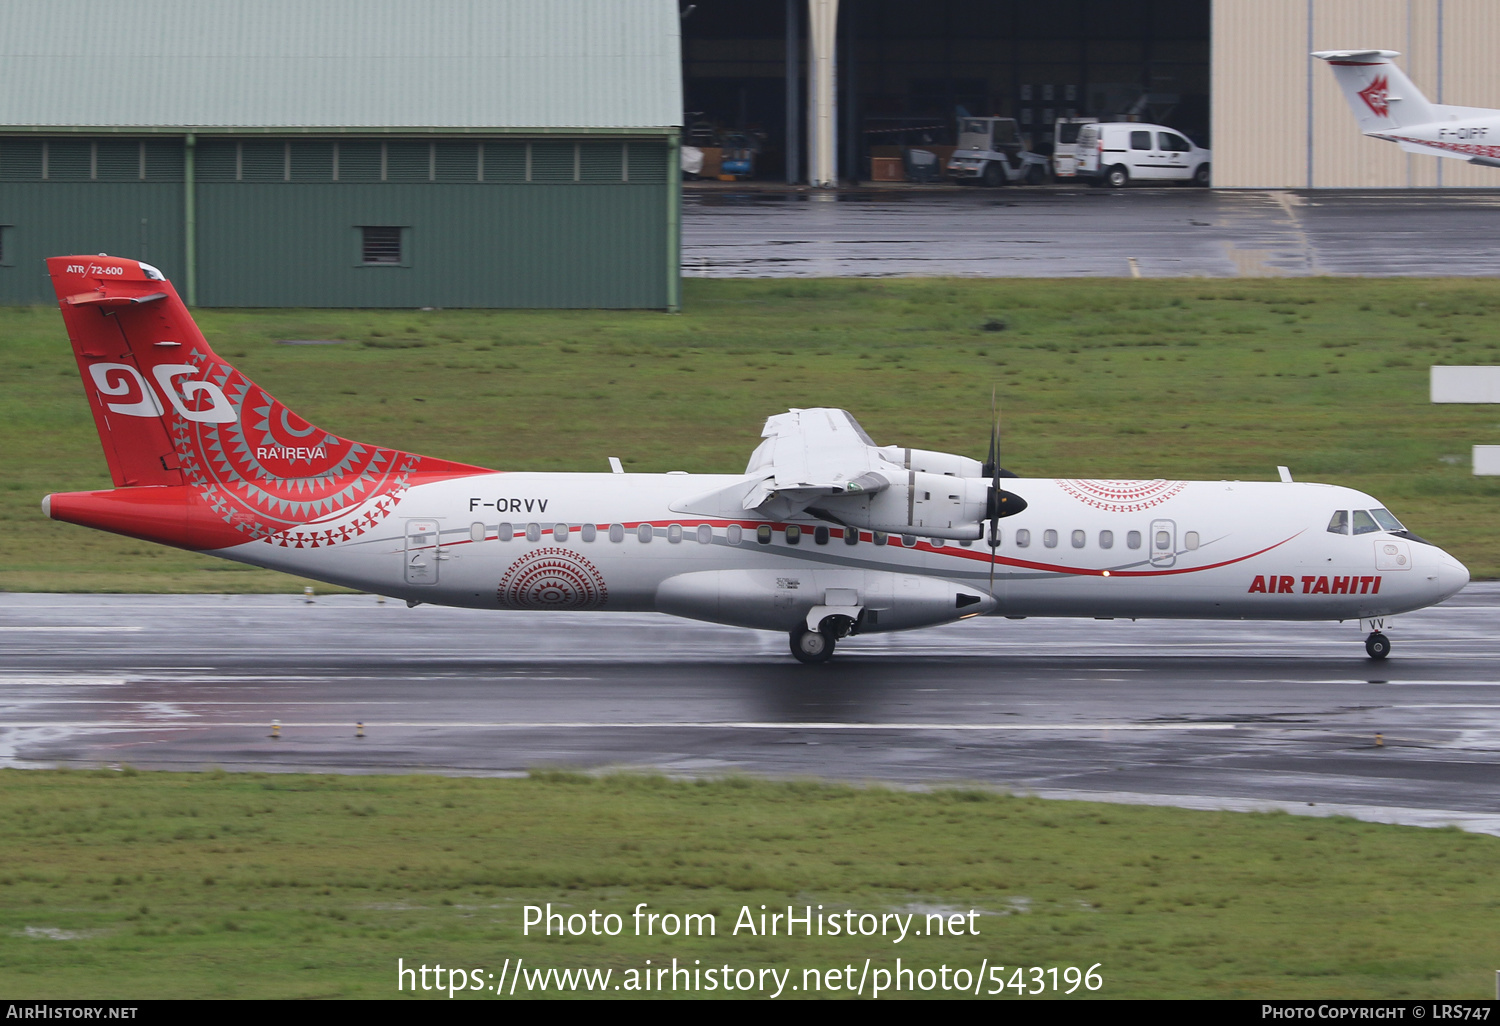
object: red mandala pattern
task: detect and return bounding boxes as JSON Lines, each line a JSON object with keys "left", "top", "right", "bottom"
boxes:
{"left": 1056, "top": 479, "right": 1186, "bottom": 513}
{"left": 498, "top": 548, "right": 609, "bottom": 610}
{"left": 161, "top": 344, "right": 485, "bottom": 549}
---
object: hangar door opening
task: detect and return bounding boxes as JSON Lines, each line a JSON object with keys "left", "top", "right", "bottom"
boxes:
{"left": 682, "top": 0, "right": 1210, "bottom": 184}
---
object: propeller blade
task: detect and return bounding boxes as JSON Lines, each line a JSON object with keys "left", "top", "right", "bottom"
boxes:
{"left": 988, "top": 389, "right": 1000, "bottom": 591}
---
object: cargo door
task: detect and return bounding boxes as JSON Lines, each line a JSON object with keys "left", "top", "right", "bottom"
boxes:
{"left": 1149, "top": 518, "right": 1177, "bottom": 568}
{"left": 404, "top": 519, "right": 443, "bottom": 585}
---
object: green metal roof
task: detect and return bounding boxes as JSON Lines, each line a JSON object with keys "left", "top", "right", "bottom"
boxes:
{"left": 0, "top": 0, "right": 682, "bottom": 131}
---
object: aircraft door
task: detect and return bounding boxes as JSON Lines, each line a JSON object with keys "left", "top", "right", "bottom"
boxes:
{"left": 404, "top": 519, "right": 443, "bottom": 585}
{"left": 1149, "top": 518, "right": 1176, "bottom": 568}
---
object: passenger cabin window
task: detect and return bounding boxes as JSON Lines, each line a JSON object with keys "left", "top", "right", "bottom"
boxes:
{"left": 1130, "top": 131, "right": 1152, "bottom": 150}
{"left": 554, "top": 523, "right": 569, "bottom": 542}
{"left": 931, "top": 537, "right": 945, "bottom": 548}
{"left": 697, "top": 524, "right": 712, "bottom": 545}
{"left": 814, "top": 526, "right": 829, "bottom": 545}
{"left": 608, "top": 523, "right": 624, "bottom": 542}
{"left": 873, "top": 531, "right": 889, "bottom": 546}
{"left": 844, "top": 528, "right": 859, "bottom": 545}
{"left": 1099, "top": 530, "right": 1114, "bottom": 549}
{"left": 727, "top": 524, "right": 742, "bottom": 545}
{"left": 498, "top": 521, "right": 513, "bottom": 541}
{"left": 526, "top": 523, "right": 540, "bottom": 542}
{"left": 581, "top": 523, "right": 596, "bottom": 542}
{"left": 1071, "top": 530, "right": 1086, "bottom": 549}
{"left": 637, "top": 523, "right": 653, "bottom": 543}
{"left": 1015, "top": 529, "right": 1030, "bottom": 547}
{"left": 1155, "top": 530, "right": 1170, "bottom": 550}
{"left": 1327, "top": 510, "right": 1350, "bottom": 535}
{"left": 785, "top": 525, "right": 801, "bottom": 545}
{"left": 667, "top": 524, "right": 682, "bottom": 544}
{"left": 1184, "top": 531, "right": 1200, "bottom": 550}
{"left": 1351, "top": 510, "right": 1380, "bottom": 535}
{"left": 1043, "top": 529, "right": 1058, "bottom": 548}
{"left": 469, "top": 522, "right": 485, "bottom": 543}
{"left": 757, "top": 525, "right": 773, "bottom": 544}
{"left": 903, "top": 534, "right": 918, "bottom": 547}
{"left": 1127, "top": 530, "right": 1142, "bottom": 550}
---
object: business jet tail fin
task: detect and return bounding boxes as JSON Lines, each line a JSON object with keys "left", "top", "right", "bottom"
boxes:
{"left": 1313, "top": 50, "right": 1438, "bottom": 132}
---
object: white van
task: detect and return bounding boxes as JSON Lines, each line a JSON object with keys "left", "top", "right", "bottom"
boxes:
{"left": 1074, "top": 123, "right": 1211, "bottom": 187}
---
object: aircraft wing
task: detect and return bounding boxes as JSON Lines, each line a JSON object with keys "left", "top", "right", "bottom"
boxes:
{"left": 742, "top": 408, "right": 892, "bottom": 512}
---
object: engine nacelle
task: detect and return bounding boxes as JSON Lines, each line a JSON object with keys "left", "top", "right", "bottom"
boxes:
{"left": 816, "top": 471, "right": 991, "bottom": 539}
{"left": 656, "top": 568, "right": 997, "bottom": 634}
{"left": 877, "top": 446, "right": 984, "bottom": 479}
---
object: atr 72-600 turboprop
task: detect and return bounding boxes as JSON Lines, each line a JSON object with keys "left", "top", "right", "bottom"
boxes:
{"left": 42, "top": 256, "right": 1468, "bottom": 662}
{"left": 1314, "top": 49, "right": 1500, "bottom": 168}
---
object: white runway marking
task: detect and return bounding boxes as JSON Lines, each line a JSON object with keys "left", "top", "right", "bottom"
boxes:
{"left": 0, "top": 721, "right": 1239, "bottom": 731}
{"left": 0, "top": 626, "right": 143, "bottom": 632}
{"left": 1026, "top": 788, "right": 1500, "bottom": 837}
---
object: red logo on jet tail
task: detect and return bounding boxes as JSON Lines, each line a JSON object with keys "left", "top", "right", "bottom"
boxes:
{"left": 1358, "top": 75, "right": 1391, "bottom": 118}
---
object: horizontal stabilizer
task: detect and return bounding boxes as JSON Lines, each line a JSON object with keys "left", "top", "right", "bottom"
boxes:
{"left": 64, "top": 290, "right": 166, "bottom": 308}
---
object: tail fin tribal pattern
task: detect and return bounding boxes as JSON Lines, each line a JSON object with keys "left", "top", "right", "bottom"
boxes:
{"left": 45, "top": 256, "right": 490, "bottom": 553}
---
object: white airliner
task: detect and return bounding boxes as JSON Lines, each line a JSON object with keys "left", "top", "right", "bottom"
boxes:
{"left": 1314, "top": 49, "right": 1500, "bottom": 167}
{"left": 43, "top": 256, "right": 1468, "bottom": 662}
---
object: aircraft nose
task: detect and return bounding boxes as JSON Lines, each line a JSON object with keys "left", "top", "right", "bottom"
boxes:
{"left": 1431, "top": 549, "right": 1470, "bottom": 601}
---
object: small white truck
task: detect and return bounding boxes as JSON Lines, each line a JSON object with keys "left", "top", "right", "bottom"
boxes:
{"left": 945, "top": 117, "right": 1051, "bottom": 186}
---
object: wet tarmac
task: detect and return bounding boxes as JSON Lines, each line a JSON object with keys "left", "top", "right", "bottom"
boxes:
{"left": 683, "top": 187, "right": 1500, "bottom": 278}
{"left": 2, "top": 588, "right": 1498, "bottom": 832}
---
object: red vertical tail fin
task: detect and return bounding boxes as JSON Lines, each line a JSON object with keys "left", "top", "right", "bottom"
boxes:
{"left": 51, "top": 257, "right": 186, "bottom": 488}
{"left": 46, "top": 255, "right": 490, "bottom": 551}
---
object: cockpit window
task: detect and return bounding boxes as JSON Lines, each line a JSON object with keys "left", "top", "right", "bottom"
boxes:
{"left": 1370, "top": 508, "right": 1405, "bottom": 532}
{"left": 1351, "top": 510, "right": 1379, "bottom": 535}
{"left": 1326, "top": 510, "right": 1349, "bottom": 535}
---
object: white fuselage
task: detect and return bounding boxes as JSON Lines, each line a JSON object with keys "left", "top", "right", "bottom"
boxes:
{"left": 1372, "top": 114, "right": 1500, "bottom": 163}
{"left": 210, "top": 472, "right": 1469, "bottom": 631}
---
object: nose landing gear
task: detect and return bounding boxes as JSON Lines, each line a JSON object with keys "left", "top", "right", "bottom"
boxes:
{"left": 1365, "top": 632, "right": 1391, "bottom": 660}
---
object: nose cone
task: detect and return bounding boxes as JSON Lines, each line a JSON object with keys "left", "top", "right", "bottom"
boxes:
{"left": 1433, "top": 549, "right": 1470, "bottom": 602}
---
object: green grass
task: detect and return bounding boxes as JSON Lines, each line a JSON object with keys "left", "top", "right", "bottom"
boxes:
{"left": 0, "top": 769, "right": 1496, "bottom": 999}
{"left": 4, "top": 277, "right": 1500, "bottom": 590}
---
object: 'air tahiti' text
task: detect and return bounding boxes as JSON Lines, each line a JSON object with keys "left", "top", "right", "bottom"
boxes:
{"left": 1248, "top": 575, "right": 1382, "bottom": 594}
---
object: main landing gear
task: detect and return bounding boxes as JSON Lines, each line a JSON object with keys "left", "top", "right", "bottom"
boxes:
{"left": 790, "top": 625, "right": 836, "bottom": 664}
{"left": 1365, "top": 632, "right": 1391, "bottom": 660}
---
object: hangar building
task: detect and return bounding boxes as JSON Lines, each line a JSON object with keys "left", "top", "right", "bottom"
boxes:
{"left": 0, "top": 0, "right": 682, "bottom": 309}
{"left": 689, "top": 0, "right": 1500, "bottom": 190}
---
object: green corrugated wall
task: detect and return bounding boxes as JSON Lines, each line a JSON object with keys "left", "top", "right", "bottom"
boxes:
{"left": 0, "top": 136, "right": 675, "bottom": 309}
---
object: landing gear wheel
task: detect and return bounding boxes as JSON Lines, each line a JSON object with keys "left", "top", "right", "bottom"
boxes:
{"left": 1106, "top": 165, "right": 1129, "bottom": 189}
{"left": 790, "top": 626, "right": 836, "bottom": 664}
{"left": 981, "top": 162, "right": 1005, "bottom": 188}
{"left": 1365, "top": 632, "right": 1391, "bottom": 660}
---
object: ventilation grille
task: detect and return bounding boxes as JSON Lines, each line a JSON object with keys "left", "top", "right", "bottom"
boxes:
{"left": 360, "top": 226, "right": 402, "bottom": 264}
